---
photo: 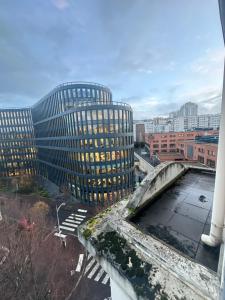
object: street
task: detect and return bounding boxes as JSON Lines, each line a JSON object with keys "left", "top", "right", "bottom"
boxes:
{"left": 0, "top": 191, "right": 111, "bottom": 300}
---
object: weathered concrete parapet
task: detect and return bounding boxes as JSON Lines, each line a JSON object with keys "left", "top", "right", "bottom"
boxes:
{"left": 134, "top": 152, "right": 154, "bottom": 175}
{"left": 78, "top": 198, "right": 220, "bottom": 300}
{"left": 78, "top": 163, "right": 220, "bottom": 300}
{"left": 127, "top": 162, "right": 186, "bottom": 209}
{"left": 78, "top": 226, "right": 141, "bottom": 300}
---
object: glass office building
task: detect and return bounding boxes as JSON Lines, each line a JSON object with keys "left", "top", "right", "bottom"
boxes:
{"left": 0, "top": 82, "right": 134, "bottom": 205}
{"left": 0, "top": 108, "right": 36, "bottom": 176}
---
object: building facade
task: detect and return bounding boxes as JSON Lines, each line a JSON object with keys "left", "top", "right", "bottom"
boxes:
{"left": 145, "top": 130, "right": 218, "bottom": 160}
{"left": 179, "top": 102, "right": 198, "bottom": 117}
{"left": 0, "top": 108, "right": 36, "bottom": 177}
{"left": 169, "top": 101, "right": 198, "bottom": 118}
{"left": 177, "top": 140, "right": 218, "bottom": 168}
{"left": 173, "top": 114, "right": 221, "bottom": 132}
{"left": 0, "top": 82, "right": 134, "bottom": 205}
{"left": 137, "top": 102, "right": 220, "bottom": 134}
{"left": 133, "top": 122, "right": 145, "bottom": 143}
{"left": 135, "top": 113, "right": 221, "bottom": 134}
{"left": 145, "top": 129, "right": 218, "bottom": 168}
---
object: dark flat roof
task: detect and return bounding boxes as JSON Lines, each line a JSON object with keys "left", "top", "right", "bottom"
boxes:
{"left": 131, "top": 169, "right": 220, "bottom": 272}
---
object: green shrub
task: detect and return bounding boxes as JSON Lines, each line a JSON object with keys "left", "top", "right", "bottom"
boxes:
{"left": 39, "top": 189, "right": 49, "bottom": 198}
{"left": 17, "top": 186, "right": 34, "bottom": 194}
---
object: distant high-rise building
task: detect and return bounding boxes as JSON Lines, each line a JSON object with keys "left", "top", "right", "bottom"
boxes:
{"left": 144, "top": 120, "right": 154, "bottom": 134}
{"left": 174, "top": 116, "right": 185, "bottom": 132}
{"left": 169, "top": 101, "right": 198, "bottom": 119}
{"left": 179, "top": 102, "right": 198, "bottom": 117}
{"left": 169, "top": 111, "right": 178, "bottom": 118}
{"left": 135, "top": 123, "right": 145, "bottom": 143}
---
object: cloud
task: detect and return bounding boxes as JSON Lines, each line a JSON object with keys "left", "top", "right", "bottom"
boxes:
{"left": 191, "top": 49, "right": 224, "bottom": 75}
{"left": 0, "top": 1, "right": 78, "bottom": 105}
{"left": 137, "top": 68, "right": 153, "bottom": 74}
{"left": 124, "top": 93, "right": 180, "bottom": 119}
{"left": 52, "top": 0, "right": 70, "bottom": 10}
{"left": 127, "top": 83, "right": 223, "bottom": 120}
{"left": 176, "top": 86, "right": 222, "bottom": 115}
{"left": 0, "top": 0, "right": 223, "bottom": 117}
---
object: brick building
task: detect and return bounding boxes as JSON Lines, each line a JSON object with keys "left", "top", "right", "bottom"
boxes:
{"left": 145, "top": 129, "right": 218, "bottom": 167}
{"left": 177, "top": 140, "right": 217, "bottom": 168}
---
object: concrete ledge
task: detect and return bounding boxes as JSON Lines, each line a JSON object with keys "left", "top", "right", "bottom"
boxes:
{"left": 78, "top": 198, "right": 220, "bottom": 299}
{"left": 78, "top": 164, "right": 220, "bottom": 300}
{"left": 127, "top": 162, "right": 186, "bottom": 209}
{"left": 134, "top": 152, "right": 154, "bottom": 174}
{"left": 78, "top": 228, "right": 140, "bottom": 300}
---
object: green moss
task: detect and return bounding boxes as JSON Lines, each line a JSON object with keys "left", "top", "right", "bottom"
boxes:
{"left": 83, "top": 228, "right": 92, "bottom": 240}
{"left": 160, "top": 292, "right": 169, "bottom": 300}
{"left": 128, "top": 207, "right": 135, "bottom": 216}
{"left": 94, "top": 231, "right": 164, "bottom": 299}
{"left": 81, "top": 216, "right": 102, "bottom": 241}
{"left": 86, "top": 217, "right": 99, "bottom": 228}
{"left": 84, "top": 206, "right": 113, "bottom": 236}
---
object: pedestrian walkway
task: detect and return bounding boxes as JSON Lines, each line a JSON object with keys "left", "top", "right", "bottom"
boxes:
{"left": 54, "top": 208, "right": 87, "bottom": 237}
{"left": 73, "top": 253, "right": 110, "bottom": 286}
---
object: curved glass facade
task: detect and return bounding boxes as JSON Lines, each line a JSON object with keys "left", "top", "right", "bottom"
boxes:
{"left": 0, "top": 82, "right": 134, "bottom": 205}
{"left": 33, "top": 82, "right": 134, "bottom": 204}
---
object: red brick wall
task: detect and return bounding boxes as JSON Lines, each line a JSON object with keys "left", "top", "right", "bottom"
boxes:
{"left": 145, "top": 130, "right": 218, "bottom": 167}
{"left": 145, "top": 130, "right": 218, "bottom": 156}
{"left": 177, "top": 141, "right": 217, "bottom": 168}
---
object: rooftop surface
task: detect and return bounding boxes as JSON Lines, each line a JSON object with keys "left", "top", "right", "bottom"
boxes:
{"left": 79, "top": 164, "right": 220, "bottom": 299}
{"left": 157, "top": 152, "right": 184, "bottom": 160}
{"left": 131, "top": 169, "right": 220, "bottom": 272}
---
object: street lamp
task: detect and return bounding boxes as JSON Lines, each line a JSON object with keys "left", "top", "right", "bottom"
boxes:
{"left": 56, "top": 202, "right": 66, "bottom": 235}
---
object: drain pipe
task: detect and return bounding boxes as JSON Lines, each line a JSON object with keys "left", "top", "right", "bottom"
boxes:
{"left": 201, "top": 0, "right": 225, "bottom": 247}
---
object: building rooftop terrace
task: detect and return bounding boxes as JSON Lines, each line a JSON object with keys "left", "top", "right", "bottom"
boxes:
{"left": 78, "top": 163, "right": 221, "bottom": 299}
{"left": 131, "top": 169, "right": 219, "bottom": 272}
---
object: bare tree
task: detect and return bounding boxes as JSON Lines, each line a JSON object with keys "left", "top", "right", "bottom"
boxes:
{"left": 0, "top": 196, "right": 89, "bottom": 300}
{"left": 0, "top": 199, "right": 63, "bottom": 300}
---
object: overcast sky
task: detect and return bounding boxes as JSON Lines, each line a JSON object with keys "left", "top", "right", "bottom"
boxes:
{"left": 0, "top": 0, "right": 224, "bottom": 119}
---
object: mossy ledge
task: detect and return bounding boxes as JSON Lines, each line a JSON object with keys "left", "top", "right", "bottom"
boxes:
{"left": 91, "top": 230, "right": 168, "bottom": 300}
{"left": 82, "top": 207, "right": 112, "bottom": 240}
